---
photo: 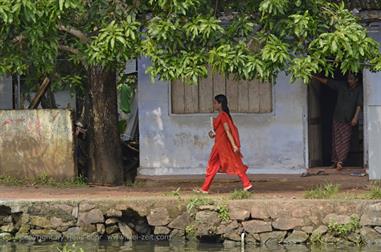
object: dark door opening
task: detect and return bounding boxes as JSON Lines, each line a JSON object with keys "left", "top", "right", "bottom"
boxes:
{"left": 308, "top": 72, "right": 364, "bottom": 168}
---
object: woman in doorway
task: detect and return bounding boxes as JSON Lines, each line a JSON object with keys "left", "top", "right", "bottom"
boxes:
{"left": 194, "top": 94, "right": 254, "bottom": 194}
{"left": 313, "top": 73, "right": 363, "bottom": 171}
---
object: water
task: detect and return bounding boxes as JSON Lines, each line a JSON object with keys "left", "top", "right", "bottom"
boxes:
{"left": 1, "top": 241, "right": 381, "bottom": 252}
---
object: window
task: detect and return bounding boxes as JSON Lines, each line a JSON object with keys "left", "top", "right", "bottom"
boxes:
{"left": 171, "top": 72, "right": 272, "bottom": 114}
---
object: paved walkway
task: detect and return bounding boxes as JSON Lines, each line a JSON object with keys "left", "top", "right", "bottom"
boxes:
{"left": 0, "top": 168, "right": 371, "bottom": 201}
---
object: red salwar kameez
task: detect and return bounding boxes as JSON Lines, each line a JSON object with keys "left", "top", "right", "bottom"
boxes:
{"left": 201, "top": 112, "right": 252, "bottom": 192}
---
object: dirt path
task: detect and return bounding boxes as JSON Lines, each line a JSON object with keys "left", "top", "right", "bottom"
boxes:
{"left": 0, "top": 168, "right": 371, "bottom": 201}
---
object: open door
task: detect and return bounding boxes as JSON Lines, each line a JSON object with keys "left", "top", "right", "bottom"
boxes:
{"left": 308, "top": 80, "right": 323, "bottom": 167}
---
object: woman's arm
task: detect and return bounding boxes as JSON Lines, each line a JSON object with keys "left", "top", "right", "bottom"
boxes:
{"left": 223, "top": 122, "right": 239, "bottom": 152}
{"left": 351, "top": 106, "right": 361, "bottom": 126}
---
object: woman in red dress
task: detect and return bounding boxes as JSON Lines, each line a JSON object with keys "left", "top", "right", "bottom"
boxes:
{"left": 194, "top": 94, "right": 254, "bottom": 194}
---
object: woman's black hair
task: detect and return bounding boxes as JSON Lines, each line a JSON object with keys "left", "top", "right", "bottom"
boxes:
{"left": 214, "top": 94, "right": 232, "bottom": 119}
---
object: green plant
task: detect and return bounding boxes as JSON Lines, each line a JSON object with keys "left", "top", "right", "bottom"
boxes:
{"left": 185, "top": 224, "right": 196, "bottom": 237}
{"left": 304, "top": 183, "right": 339, "bottom": 199}
{"left": 230, "top": 189, "right": 252, "bottom": 200}
{"left": 58, "top": 243, "right": 84, "bottom": 252}
{"left": 328, "top": 216, "right": 360, "bottom": 237}
{"left": 186, "top": 197, "right": 213, "bottom": 213}
{"left": 310, "top": 233, "right": 323, "bottom": 244}
{"left": 217, "top": 204, "right": 230, "bottom": 222}
{"left": 366, "top": 185, "right": 381, "bottom": 199}
{"left": 166, "top": 187, "right": 181, "bottom": 197}
{"left": 0, "top": 176, "right": 24, "bottom": 186}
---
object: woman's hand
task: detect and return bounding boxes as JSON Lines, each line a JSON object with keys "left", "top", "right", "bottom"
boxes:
{"left": 232, "top": 145, "right": 239, "bottom": 153}
{"left": 351, "top": 117, "right": 358, "bottom": 126}
{"left": 208, "top": 130, "right": 216, "bottom": 139}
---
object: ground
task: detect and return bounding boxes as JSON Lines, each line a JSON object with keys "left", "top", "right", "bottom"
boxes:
{"left": 0, "top": 168, "right": 373, "bottom": 200}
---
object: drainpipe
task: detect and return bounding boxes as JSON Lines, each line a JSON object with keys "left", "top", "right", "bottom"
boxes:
{"left": 241, "top": 232, "right": 245, "bottom": 251}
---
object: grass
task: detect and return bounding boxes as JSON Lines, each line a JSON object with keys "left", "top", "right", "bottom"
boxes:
{"left": 0, "top": 174, "right": 87, "bottom": 188}
{"left": 365, "top": 184, "right": 381, "bottom": 199}
{"left": 164, "top": 187, "right": 182, "bottom": 197}
{"left": 125, "top": 180, "right": 145, "bottom": 188}
{"left": 304, "top": 183, "right": 340, "bottom": 199}
{"left": 186, "top": 197, "right": 213, "bottom": 213}
{"left": 230, "top": 189, "right": 252, "bottom": 200}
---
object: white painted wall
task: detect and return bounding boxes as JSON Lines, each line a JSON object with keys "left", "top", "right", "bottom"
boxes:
{"left": 138, "top": 58, "right": 307, "bottom": 175}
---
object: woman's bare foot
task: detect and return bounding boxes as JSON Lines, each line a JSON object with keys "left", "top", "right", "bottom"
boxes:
{"left": 336, "top": 162, "right": 343, "bottom": 171}
{"left": 244, "top": 185, "right": 254, "bottom": 193}
{"left": 192, "top": 188, "right": 208, "bottom": 194}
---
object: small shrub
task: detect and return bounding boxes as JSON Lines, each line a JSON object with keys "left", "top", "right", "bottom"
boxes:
{"left": 0, "top": 176, "right": 24, "bottom": 186}
{"left": 328, "top": 216, "right": 360, "bottom": 237}
{"left": 217, "top": 204, "right": 230, "bottom": 222}
{"left": 185, "top": 224, "right": 196, "bottom": 237}
{"left": 230, "top": 189, "right": 251, "bottom": 200}
{"left": 304, "top": 183, "right": 339, "bottom": 199}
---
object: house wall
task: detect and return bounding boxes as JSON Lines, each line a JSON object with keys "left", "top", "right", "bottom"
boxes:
{"left": 365, "top": 25, "right": 381, "bottom": 180}
{"left": 0, "top": 76, "right": 12, "bottom": 109}
{"left": 138, "top": 57, "right": 307, "bottom": 175}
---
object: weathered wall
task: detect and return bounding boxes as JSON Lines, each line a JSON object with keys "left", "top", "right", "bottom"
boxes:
{"left": 0, "top": 109, "right": 76, "bottom": 180}
{"left": 0, "top": 76, "right": 12, "bottom": 109}
{"left": 138, "top": 57, "right": 307, "bottom": 175}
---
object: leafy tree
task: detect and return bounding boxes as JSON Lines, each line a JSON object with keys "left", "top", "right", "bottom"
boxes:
{"left": 1, "top": 0, "right": 380, "bottom": 185}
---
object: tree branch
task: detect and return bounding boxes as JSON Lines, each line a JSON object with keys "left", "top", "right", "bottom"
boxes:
{"left": 58, "top": 25, "right": 89, "bottom": 44}
{"left": 58, "top": 44, "right": 80, "bottom": 55}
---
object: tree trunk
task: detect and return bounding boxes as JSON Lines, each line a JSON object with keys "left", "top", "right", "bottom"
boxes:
{"left": 87, "top": 65, "right": 124, "bottom": 185}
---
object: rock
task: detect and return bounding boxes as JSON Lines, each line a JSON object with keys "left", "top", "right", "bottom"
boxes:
{"left": 251, "top": 207, "right": 270, "bottom": 220}
{"left": 242, "top": 220, "right": 272, "bottom": 234}
{"left": 375, "top": 226, "right": 381, "bottom": 234}
{"left": 155, "top": 226, "right": 171, "bottom": 235}
{"left": 198, "top": 205, "right": 219, "bottom": 211}
{"left": 195, "top": 211, "right": 220, "bottom": 226}
{"left": 272, "top": 218, "right": 304, "bottom": 230}
{"left": 323, "top": 214, "right": 351, "bottom": 225}
{"left": 15, "top": 232, "right": 35, "bottom": 242}
{"left": 50, "top": 217, "right": 74, "bottom": 232}
{"left": 30, "top": 216, "right": 51, "bottom": 229}
{"left": 1, "top": 222, "right": 15, "bottom": 233}
{"left": 147, "top": 208, "right": 170, "bottom": 226}
{"left": 259, "top": 231, "right": 287, "bottom": 245}
{"left": 72, "top": 205, "right": 79, "bottom": 219}
{"left": 1, "top": 215, "right": 12, "bottom": 224}
{"left": 97, "top": 224, "right": 105, "bottom": 235}
{"left": 283, "top": 230, "right": 309, "bottom": 244}
{"left": 106, "top": 224, "right": 119, "bottom": 235}
{"left": 217, "top": 220, "right": 240, "bottom": 235}
{"left": 106, "top": 209, "right": 122, "bottom": 218}
{"left": 361, "top": 227, "right": 381, "bottom": 245}
{"left": 170, "top": 228, "right": 185, "bottom": 241}
{"left": 224, "top": 227, "right": 243, "bottom": 241}
{"left": 311, "top": 225, "right": 328, "bottom": 240}
{"left": 80, "top": 223, "right": 97, "bottom": 233}
{"left": 360, "top": 203, "right": 381, "bottom": 226}
{"left": 118, "top": 222, "right": 134, "bottom": 240}
{"left": 168, "top": 212, "right": 191, "bottom": 230}
{"left": 223, "top": 239, "right": 240, "bottom": 248}
{"left": 246, "top": 233, "right": 260, "bottom": 244}
{"left": 229, "top": 207, "right": 250, "bottom": 221}
{"left": 78, "top": 209, "right": 104, "bottom": 225}
{"left": 321, "top": 233, "right": 342, "bottom": 244}
{"left": 30, "top": 229, "right": 62, "bottom": 241}
{"left": 17, "top": 224, "right": 31, "bottom": 234}
{"left": 105, "top": 218, "right": 119, "bottom": 225}
{"left": 79, "top": 202, "right": 96, "bottom": 212}
{"left": 0, "top": 232, "right": 13, "bottom": 241}
{"left": 135, "top": 219, "right": 150, "bottom": 234}
{"left": 63, "top": 227, "right": 100, "bottom": 241}
{"left": 107, "top": 232, "right": 125, "bottom": 241}
{"left": 301, "top": 226, "right": 314, "bottom": 234}
{"left": 347, "top": 232, "right": 362, "bottom": 244}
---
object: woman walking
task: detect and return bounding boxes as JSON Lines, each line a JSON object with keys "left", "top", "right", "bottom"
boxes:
{"left": 194, "top": 94, "right": 254, "bottom": 194}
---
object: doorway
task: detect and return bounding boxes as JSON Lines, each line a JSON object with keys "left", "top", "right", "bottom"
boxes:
{"left": 308, "top": 73, "right": 364, "bottom": 168}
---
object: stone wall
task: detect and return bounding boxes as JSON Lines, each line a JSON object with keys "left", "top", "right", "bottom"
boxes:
{"left": 1, "top": 199, "right": 381, "bottom": 247}
{"left": 0, "top": 109, "right": 76, "bottom": 180}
